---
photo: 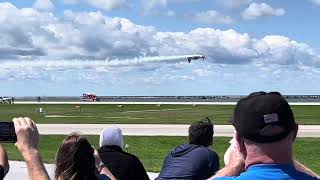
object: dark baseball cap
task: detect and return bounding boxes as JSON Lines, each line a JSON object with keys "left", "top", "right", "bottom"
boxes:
{"left": 232, "top": 91, "right": 296, "bottom": 143}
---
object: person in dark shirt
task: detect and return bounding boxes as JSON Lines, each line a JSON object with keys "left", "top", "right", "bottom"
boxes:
{"left": 156, "top": 118, "right": 220, "bottom": 180}
{"left": 98, "top": 127, "right": 150, "bottom": 180}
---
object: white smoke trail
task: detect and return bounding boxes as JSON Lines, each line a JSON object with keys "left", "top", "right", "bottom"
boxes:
{"left": 0, "top": 55, "right": 201, "bottom": 70}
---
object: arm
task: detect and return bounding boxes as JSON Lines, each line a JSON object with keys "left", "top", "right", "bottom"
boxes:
{"left": 209, "top": 133, "right": 246, "bottom": 179}
{"left": 99, "top": 166, "right": 117, "bottom": 180}
{"left": 0, "top": 144, "right": 9, "bottom": 176}
{"left": 210, "top": 161, "right": 244, "bottom": 179}
{"left": 294, "top": 160, "right": 319, "bottom": 178}
{"left": 13, "top": 117, "right": 50, "bottom": 180}
{"left": 209, "top": 148, "right": 245, "bottom": 179}
{"left": 93, "top": 148, "right": 117, "bottom": 180}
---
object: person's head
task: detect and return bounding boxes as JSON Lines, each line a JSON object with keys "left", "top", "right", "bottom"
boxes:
{"left": 55, "top": 133, "right": 96, "bottom": 180}
{"left": 188, "top": 117, "right": 214, "bottom": 147}
{"left": 99, "top": 126, "right": 124, "bottom": 148}
{"left": 232, "top": 91, "right": 298, "bottom": 163}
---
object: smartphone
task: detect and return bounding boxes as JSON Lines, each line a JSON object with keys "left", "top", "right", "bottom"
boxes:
{"left": 0, "top": 122, "right": 17, "bottom": 142}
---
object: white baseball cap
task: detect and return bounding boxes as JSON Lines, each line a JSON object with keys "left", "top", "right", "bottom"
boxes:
{"left": 99, "top": 126, "right": 124, "bottom": 149}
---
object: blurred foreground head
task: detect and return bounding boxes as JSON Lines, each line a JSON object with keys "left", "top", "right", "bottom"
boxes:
{"left": 188, "top": 117, "right": 214, "bottom": 147}
{"left": 99, "top": 126, "right": 124, "bottom": 148}
{"left": 55, "top": 133, "right": 96, "bottom": 180}
{"left": 232, "top": 91, "right": 297, "bottom": 143}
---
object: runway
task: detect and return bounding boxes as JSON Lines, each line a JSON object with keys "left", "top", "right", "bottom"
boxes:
{"left": 14, "top": 101, "right": 320, "bottom": 105}
{"left": 37, "top": 124, "right": 320, "bottom": 137}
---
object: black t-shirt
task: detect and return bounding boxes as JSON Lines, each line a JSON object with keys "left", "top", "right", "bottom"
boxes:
{"left": 0, "top": 165, "right": 4, "bottom": 180}
{"left": 98, "top": 145, "right": 150, "bottom": 180}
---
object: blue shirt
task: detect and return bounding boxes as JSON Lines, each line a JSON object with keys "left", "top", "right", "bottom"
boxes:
{"left": 214, "top": 164, "right": 318, "bottom": 180}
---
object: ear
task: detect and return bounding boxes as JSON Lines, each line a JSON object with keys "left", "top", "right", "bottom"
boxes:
{"left": 235, "top": 132, "right": 247, "bottom": 157}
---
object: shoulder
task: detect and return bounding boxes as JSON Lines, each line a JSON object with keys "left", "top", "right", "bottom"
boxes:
{"left": 121, "top": 151, "right": 145, "bottom": 165}
{"left": 197, "top": 147, "right": 219, "bottom": 159}
{"left": 208, "top": 149, "right": 219, "bottom": 157}
{"left": 122, "top": 151, "right": 139, "bottom": 160}
{"left": 212, "top": 177, "right": 236, "bottom": 180}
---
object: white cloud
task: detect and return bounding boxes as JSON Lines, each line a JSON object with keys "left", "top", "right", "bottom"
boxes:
{"left": 87, "top": 0, "right": 129, "bottom": 11}
{"left": 310, "top": 0, "right": 320, "bottom": 6}
{"left": 242, "top": 3, "right": 285, "bottom": 20}
{"left": 189, "top": 10, "right": 234, "bottom": 24}
{"left": 193, "top": 68, "right": 210, "bottom": 77}
{"left": 1, "top": 2, "right": 320, "bottom": 88}
{"left": 33, "top": 0, "right": 54, "bottom": 11}
{"left": 1, "top": 2, "right": 318, "bottom": 68}
{"left": 256, "top": 35, "right": 320, "bottom": 67}
{"left": 62, "top": 0, "right": 79, "bottom": 5}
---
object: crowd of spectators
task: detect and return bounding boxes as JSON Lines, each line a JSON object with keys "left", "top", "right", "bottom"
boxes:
{"left": 0, "top": 91, "right": 319, "bottom": 180}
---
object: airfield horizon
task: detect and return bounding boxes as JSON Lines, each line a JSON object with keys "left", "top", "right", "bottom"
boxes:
{"left": 1, "top": 103, "right": 320, "bottom": 125}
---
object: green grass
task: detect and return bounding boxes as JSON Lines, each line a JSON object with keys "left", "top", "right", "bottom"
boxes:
{"left": 2, "top": 136, "right": 320, "bottom": 174}
{"left": 0, "top": 104, "right": 320, "bottom": 124}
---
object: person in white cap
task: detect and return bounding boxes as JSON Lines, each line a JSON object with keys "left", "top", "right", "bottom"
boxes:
{"left": 98, "top": 127, "right": 150, "bottom": 180}
{"left": 99, "top": 126, "right": 124, "bottom": 148}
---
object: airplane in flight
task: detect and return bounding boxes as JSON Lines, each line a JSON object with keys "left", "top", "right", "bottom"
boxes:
{"left": 187, "top": 54, "right": 206, "bottom": 63}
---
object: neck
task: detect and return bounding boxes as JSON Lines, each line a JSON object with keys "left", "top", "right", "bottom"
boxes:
{"left": 245, "top": 142, "right": 294, "bottom": 169}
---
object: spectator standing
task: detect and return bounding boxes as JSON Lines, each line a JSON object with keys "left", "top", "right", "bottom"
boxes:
{"left": 98, "top": 126, "right": 150, "bottom": 180}
{"left": 156, "top": 118, "right": 220, "bottom": 180}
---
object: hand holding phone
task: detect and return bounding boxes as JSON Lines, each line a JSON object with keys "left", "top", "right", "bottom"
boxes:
{"left": 13, "top": 117, "right": 39, "bottom": 154}
{"left": 0, "top": 122, "right": 17, "bottom": 143}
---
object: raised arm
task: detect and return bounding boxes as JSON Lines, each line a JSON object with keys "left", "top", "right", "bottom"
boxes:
{"left": 13, "top": 117, "right": 50, "bottom": 180}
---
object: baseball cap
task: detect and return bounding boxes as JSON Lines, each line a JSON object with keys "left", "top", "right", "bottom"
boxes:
{"left": 99, "top": 126, "right": 124, "bottom": 148}
{"left": 232, "top": 91, "right": 296, "bottom": 143}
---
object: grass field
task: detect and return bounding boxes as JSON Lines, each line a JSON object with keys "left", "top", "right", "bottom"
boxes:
{"left": 0, "top": 104, "right": 320, "bottom": 124}
{"left": 2, "top": 136, "right": 320, "bottom": 173}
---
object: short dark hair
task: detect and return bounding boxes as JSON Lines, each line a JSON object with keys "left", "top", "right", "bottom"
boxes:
{"left": 188, "top": 117, "right": 214, "bottom": 147}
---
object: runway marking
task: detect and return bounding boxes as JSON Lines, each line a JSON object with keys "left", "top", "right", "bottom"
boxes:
{"left": 122, "top": 108, "right": 191, "bottom": 113}
{"left": 45, "top": 115, "right": 99, "bottom": 118}
{"left": 45, "top": 115, "right": 151, "bottom": 120}
{"left": 14, "top": 101, "right": 320, "bottom": 105}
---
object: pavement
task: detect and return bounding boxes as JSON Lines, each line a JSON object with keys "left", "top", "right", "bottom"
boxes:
{"left": 5, "top": 161, "right": 159, "bottom": 180}
{"left": 37, "top": 124, "right": 320, "bottom": 137}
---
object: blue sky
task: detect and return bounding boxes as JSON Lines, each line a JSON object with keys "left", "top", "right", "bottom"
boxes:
{"left": 0, "top": 0, "right": 320, "bottom": 96}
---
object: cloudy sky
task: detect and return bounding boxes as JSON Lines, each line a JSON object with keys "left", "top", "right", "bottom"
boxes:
{"left": 0, "top": 0, "right": 320, "bottom": 96}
